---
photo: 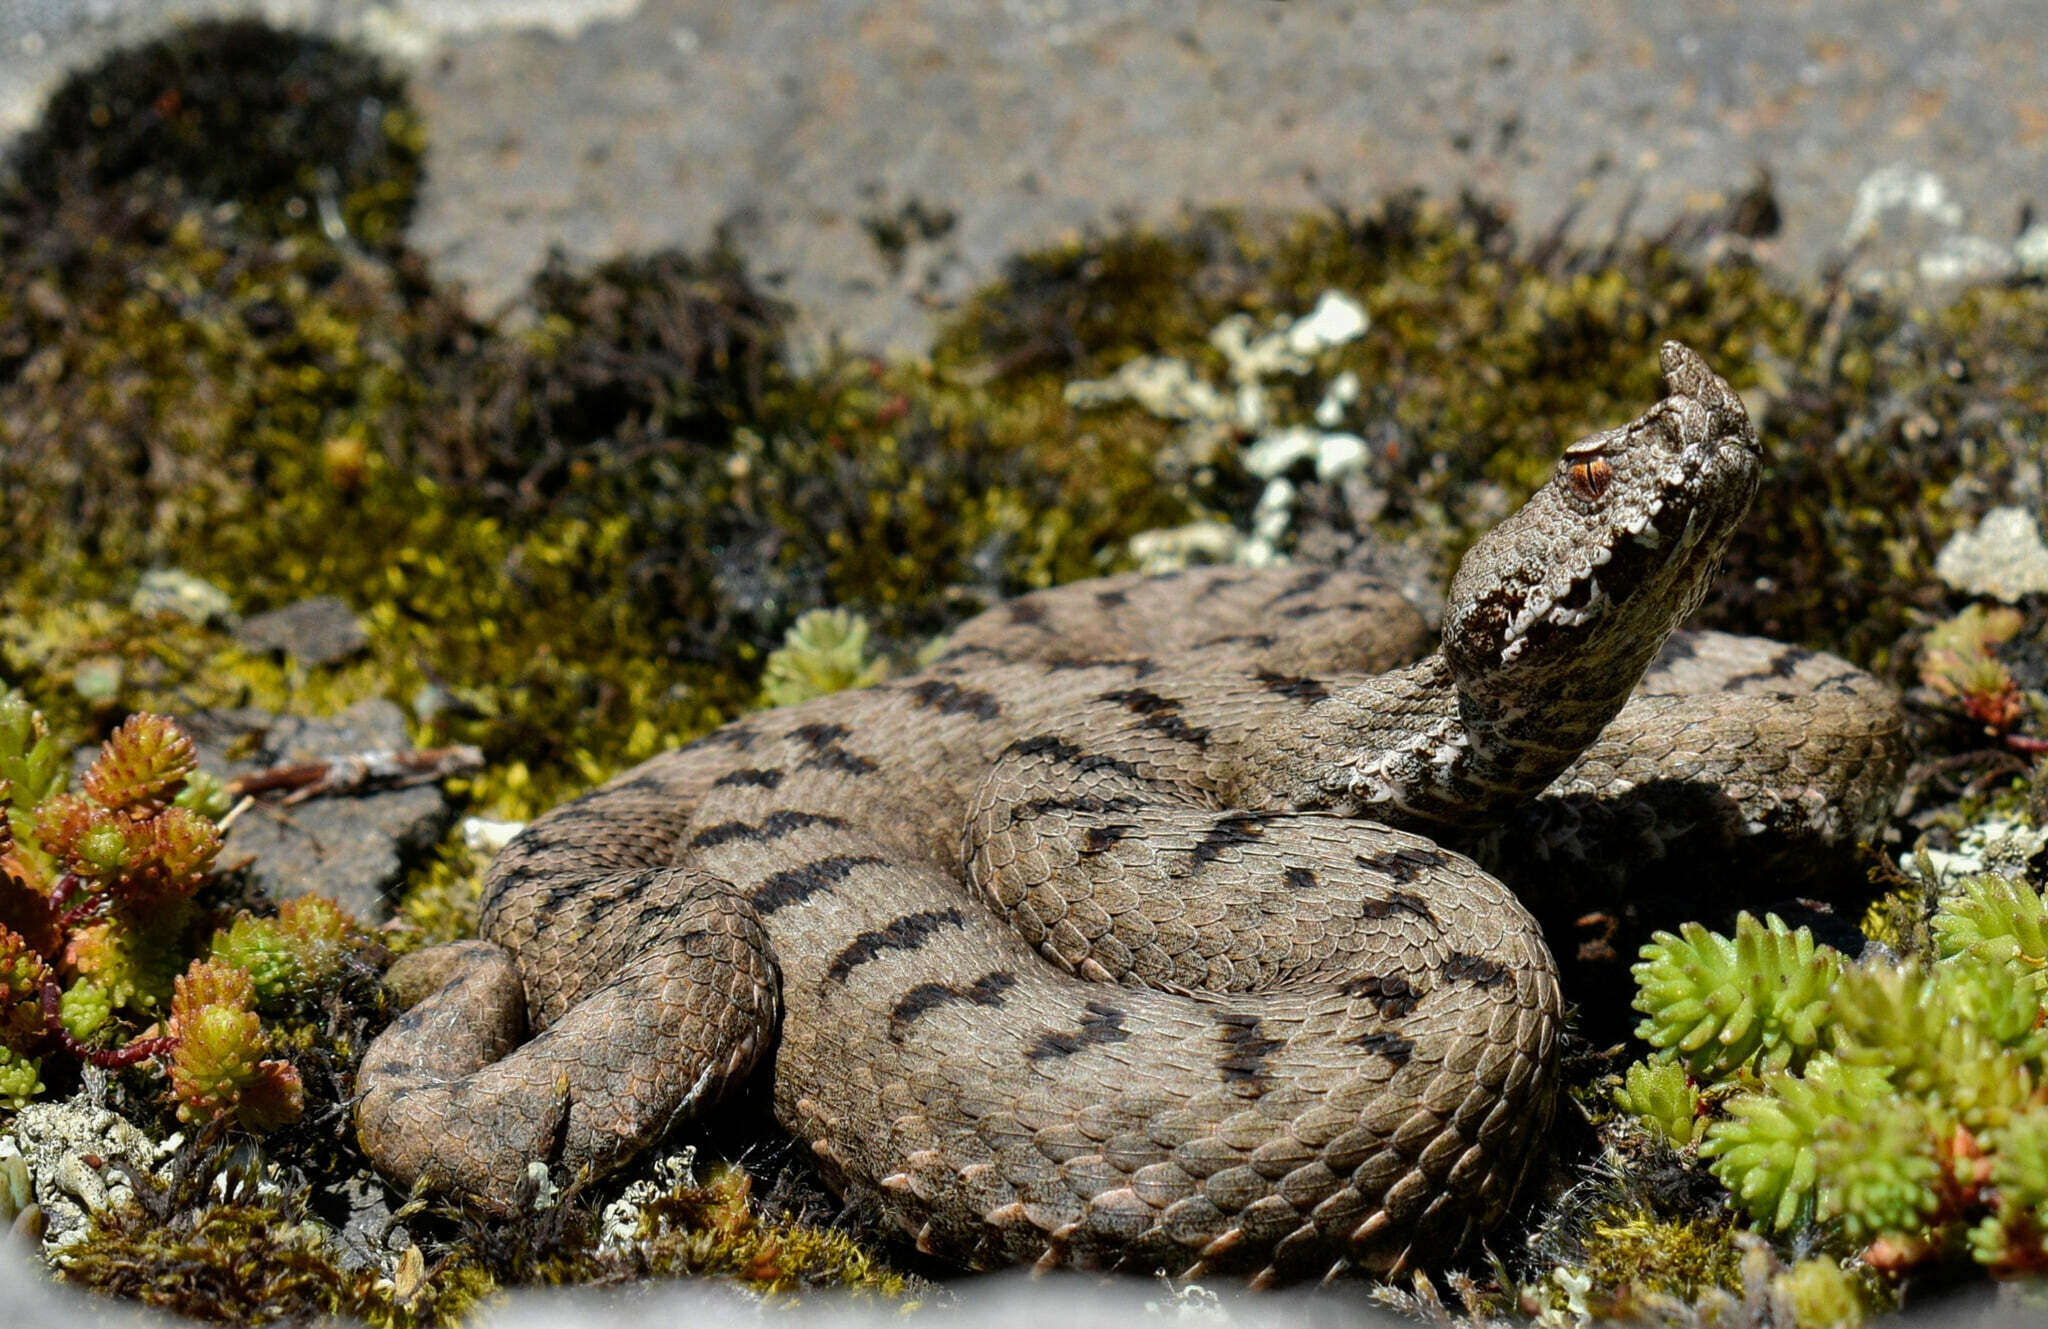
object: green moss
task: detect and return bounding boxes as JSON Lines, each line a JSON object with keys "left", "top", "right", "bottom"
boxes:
{"left": 388, "top": 832, "right": 487, "bottom": 954}
{"left": 1, "top": 19, "right": 422, "bottom": 248}
{"left": 62, "top": 1199, "right": 499, "bottom": 1327}
{"left": 1573, "top": 1203, "right": 1743, "bottom": 1307}
{"left": 626, "top": 1163, "right": 913, "bottom": 1299}
{"left": 940, "top": 199, "right": 1808, "bottom": 574}
{"left": 1775, "top": 1256, "right": 1870, "bottom": 1329}
{"left": 1709, "top": 283, "right": 2048, "bottom": 668}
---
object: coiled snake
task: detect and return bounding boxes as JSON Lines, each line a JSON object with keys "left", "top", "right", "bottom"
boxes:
{"left": 357, "top": 344, "right": 1902, "bottom": 1284}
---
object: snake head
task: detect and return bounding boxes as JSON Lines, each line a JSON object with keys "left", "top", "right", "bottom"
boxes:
{"left": 1441, "top": 342, "right": 1761, "bottom": 705}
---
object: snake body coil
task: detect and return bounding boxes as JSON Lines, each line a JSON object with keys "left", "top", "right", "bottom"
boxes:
{"left": 357, "top": 345, "right": 1903, "bottom": 1284}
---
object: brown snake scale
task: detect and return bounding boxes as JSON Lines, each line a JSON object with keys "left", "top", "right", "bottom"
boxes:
{"left": 356, "top": 345, "right": 1904, "bottom": 1285}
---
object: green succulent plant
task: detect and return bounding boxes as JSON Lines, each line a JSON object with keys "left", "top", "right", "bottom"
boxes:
{"left": 1622, "top": 888, "right": 2048, "bottom": 1273}
{"left": 1632, "top": 912, "right": 1841, "bottom": 1080}
{"left": 759, "top": 608, "right": 890, "bottom": 707}
{"left": 1613, "top": 1059, "right": 1705, "bottom": 1150}
{"left": 0, "top": 699, "right": 359, "bottom": 1129}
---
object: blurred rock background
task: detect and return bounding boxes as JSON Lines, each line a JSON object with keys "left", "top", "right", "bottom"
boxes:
{"left": 4, "top": 0, "right": 2042, "bottom": 353}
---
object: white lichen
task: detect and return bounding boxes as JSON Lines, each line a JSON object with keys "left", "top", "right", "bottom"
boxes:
{"left": 1071, "top": 290, "right": 1375, "bottom": 572}
{"left": 1843, "top": 165, "right": 1962, "bottom": 245}
{"left": 1934, "top": 506, "right": 2048, "bottom": 602}
{"left": 597, "top": 1146, "right": 700, "bottom": 1253}
{"left": 1906, "top": 816, "right": 2048, "bottom": 888}
{"left": 6, "top": 1088, "right": 177, "bottom": 1249}
{"left": 461, "top": 816, "right": 528, "bottom": 856}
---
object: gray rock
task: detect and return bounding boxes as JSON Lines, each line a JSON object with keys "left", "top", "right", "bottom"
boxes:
{"left": 1934, "top": 506, "right": 2048, "bottom": 602}
{"left": 232, "top": 596, "right": 369, "bottom": 667}
{"left": 6, "top": 2, "right": 2048, "bottom": 355}
{"left": 214, "top": 699, "right": 452, "bottom": 921}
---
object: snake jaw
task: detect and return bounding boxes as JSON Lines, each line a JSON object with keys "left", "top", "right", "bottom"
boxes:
{"left": 1442, "top": 342, "right": 1760, "bottom": 690}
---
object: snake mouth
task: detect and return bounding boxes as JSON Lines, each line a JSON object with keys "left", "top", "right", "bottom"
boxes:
{"left": 1443, "top": 344, "right": 1760, "bottom": 682}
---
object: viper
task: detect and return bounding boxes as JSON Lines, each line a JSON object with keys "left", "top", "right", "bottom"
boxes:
{"left": 356, "top": 344, "right": 1902, "bottom": 1285}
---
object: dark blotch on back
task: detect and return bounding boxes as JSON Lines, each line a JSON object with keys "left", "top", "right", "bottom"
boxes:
{"left": 1256, "top": 670, "right": 1331, "bottom": 704}
{"left": 1725, "top": 647, "right": 1815, "bottom": 689}
{"left": 933, "top": 642, "right": 1014, "bottom": 667}
{"left": 1008, "top": 599, "right": 1052, "bottom": 627}
{"left": 698, "top": 724, "right": 758, "bottom": 752}
{"left": 890, "top": 971, "right": 1018, "bottom": 1040}
{"left": 1010, "top": 735, "right": 1142, "bottom": 780}
{"left": 1083, "top": 824, "right": 1136, "bottom": 855}
{"left": 1267, "top": 568, "right": 1334, "bottom": 603}
{"left": 1353, "top": 1030, "right": 1415, "bottom": 1065}
{"left": 1215, "top": 1010, "right": 1285, "bottom": 1084}
{"left": 1026, "top": 1001, "right": 1131, "bottom": 1061}
{"left": 787, "top": 723, "right": 879, "bottom": 775}
{"left": 1100, "top": 688, "right": 1176, "bottom": 715}
{"left": 690, "top": 809, "right": 847, "bottom": 849}
{"left": 907, "top": 679, "right": 1004, "bottom": 720}
{"left": 1443, "top": 951, "right": 1511, "bottom": 988}
{"left": 1343, "top": 973, "right": 1423, "bottom": 1018}
{"left": 714, "top": 767, "right": 785, "bottom": 790}
{"left": 752, "top": 854, "right": 887, "bottom": 913}
{"left": 802, "top": 747, "right": 879, "bottom": 775}
{"left": 1355, "top": 847, "right": 1450, "bottom": 885}
{"left": 1360, "top": 889, "right": 1435, "bottom": 922}
{"left": 1014, "top": 792, "right": 1145, "bottom": 823}
{"left": 1047, "top": 656, "right": 1158, "bottom": 679}
{"left": 1098, "top": 688, "right": 1210, "bottom": 747}
{"left": 1190, "top": 812, "right": 1274, "bottom": 867}
{"left": 825, "top": 908, "right": 967, "bottom": 982}
{"left": 1283, "top": 865, "right": 1319, "bottom": 891}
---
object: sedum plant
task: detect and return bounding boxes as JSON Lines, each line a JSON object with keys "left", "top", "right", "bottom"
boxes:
{"left": 758, "top": 608, "right": 889, "bottom": 706}
{"left": 1619, "top": 891, "right": 2048, "bottom": 1277}
{"left": 1631, "top": 912, "right": 1840, "bottom": 1080}
{"left": 0, "top": 697, "right": 358, "bottom": 1128}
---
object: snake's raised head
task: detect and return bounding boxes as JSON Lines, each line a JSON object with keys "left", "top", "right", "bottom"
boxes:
{"left": 1441, "top": 342, "right": 1760, "bottom": 708}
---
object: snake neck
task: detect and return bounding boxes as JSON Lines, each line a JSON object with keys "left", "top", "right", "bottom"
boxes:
{"left": 1238, "top": 650, "right": 1641, "bottom": 834}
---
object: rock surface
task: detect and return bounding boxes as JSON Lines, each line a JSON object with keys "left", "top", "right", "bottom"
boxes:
{"left": 200, "top": 699, "right": 451, "bottom": 921}
{"left": 3, "top": 1, "right": 2045, "bottom": 354}
{"left": 232, "top": 595, "right": 370, "bottom": 667}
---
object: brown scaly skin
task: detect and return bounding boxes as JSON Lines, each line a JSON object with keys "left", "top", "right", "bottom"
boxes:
{"left": 356, "top": 344, "right": 1903, "bottom": 1285}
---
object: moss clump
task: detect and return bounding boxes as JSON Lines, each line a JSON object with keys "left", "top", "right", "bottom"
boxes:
{"left": 63, "top": 1198, "right": 496, "bottom": 1328}
{"left": 941, "top": 198, "right": 1808, "bottom": 575}
{"left": 1, "top": 18, "right": 422, "bottom": 248}
{"left": 64, "top": 1156, "right": 912, "bottom": 1326}
{"left": 1571, "top": 1204, "right": 1744, "bottom": 1309}
{"left": 1706, "top": 284, "right": 2048, "bottom": 669}
{"left": 0, "top": 58, "right": 1189, "bottom": 815}
{"left": 625, "top": 1162, "right": 912, "bottom": 1298}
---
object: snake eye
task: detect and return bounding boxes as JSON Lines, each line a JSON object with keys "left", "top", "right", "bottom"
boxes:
{"left": 1566, "top": 456, "right": 1613, "bottom": 503}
